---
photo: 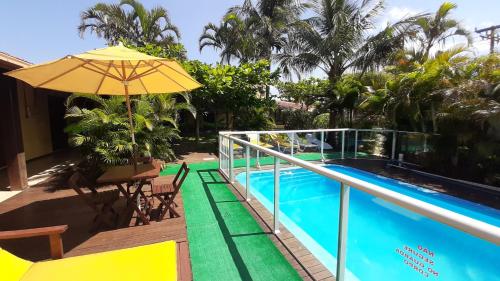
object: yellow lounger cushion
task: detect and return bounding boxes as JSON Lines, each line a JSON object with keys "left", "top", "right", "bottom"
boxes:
{"left": 2, "top": 241, "right": 177, "bottom": 281}
{"left": 0, "top": 248, "right": 33, "bottom": 281}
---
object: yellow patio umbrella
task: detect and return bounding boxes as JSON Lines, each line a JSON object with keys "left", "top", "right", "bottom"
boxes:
{"left": 5, "top": 44, "right": 202, "bottom": 164}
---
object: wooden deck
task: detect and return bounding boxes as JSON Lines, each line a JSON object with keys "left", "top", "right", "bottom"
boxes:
{"left": 0, "top": 183, "right": 191, "bottom": 281}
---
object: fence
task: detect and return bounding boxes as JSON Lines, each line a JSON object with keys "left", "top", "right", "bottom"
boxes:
{"left": 218, "top": 129, "right": 500, "bottom": 281}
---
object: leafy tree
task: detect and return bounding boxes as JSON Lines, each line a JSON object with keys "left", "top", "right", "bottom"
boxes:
{"left": 234, "top": 107, "right": 276, "bottom": 130}
{"left": 313, "top": 113, "right": 330, "bottom": 128}
{"left": 65, "top": 93, "right": 194, "bottom": 167}
{"left": 415, "top": 2, "right": 472, "bottom": 61}
{"left": 79, "top": 0, "right": 185, "bottom": 60}
{"left": 277, "top": 78, "right": 328, "bottom": 110}
{"left": 184, "top": 60, "right": 278, "bottom": 133}
{"left": 128, "top": 42, "right": 187, "bottom": 61}
{"left": 282, "top": 109, "right": 315, "bottom": 130}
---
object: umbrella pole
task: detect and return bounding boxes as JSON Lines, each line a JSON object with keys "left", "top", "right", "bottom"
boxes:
{"left": 124, "top": 84, "right": 137, "bottom": 171}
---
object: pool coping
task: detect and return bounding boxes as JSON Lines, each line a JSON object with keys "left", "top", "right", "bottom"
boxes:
{"left": 230, "top": 164, "right": 335, "bottom": 281}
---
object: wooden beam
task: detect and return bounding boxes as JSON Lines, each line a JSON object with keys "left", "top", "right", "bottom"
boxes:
{"left": 0, "top": 71, "right": 28, "bottom": 190}
{"left": 6, "top": 153, "right": 28, "bottom": 191}
{"left": 0, "top": 225, "right": 68, "bottom": 259}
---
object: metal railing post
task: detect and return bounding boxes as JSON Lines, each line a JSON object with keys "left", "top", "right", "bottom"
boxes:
{"left": 229, "top": 139, "right": 234, "bottom": 183}
{"left": 341, "top": 131, "right": 345, "bottom": 159}
{"left": 273, "top": 156, "right": 280, "bottom": 234}
{"left": 245, "top": 145, "right": 251, "bottom": 201}
{"left": 423, "top": 134, "right": 428, "bottom": 153}
{"left": 321, "top": 131, "right": 325, "bottom": 162}
{"left": 221, "top": 135, "right": 225, "bottom": 173}
{"left": 256, "top": 133, "right": 261, "bottom": 169}
{"left": 291, "top": 133, "right": 294, "bottom": 158}
{"left": 218, "top": 134, "right": 222, "bottom": 170}
{"left": 391, "top": 131, "right": 397, "bottom": 160}
{"left": 354, "top": 130, "right": 358, "bottom": 159}
{"left": 336, "top": 182, "right": 350, "bottom": 281}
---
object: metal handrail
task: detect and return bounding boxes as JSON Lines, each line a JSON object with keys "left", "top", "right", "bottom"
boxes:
{"left": 225, "top": 135, "right": 500, "bottom": 245}
{"left": 220, "top": 128, "right": 439, "bottom": 135}
{"left": 219, "top": 128, "right": 349, "bottom": 135}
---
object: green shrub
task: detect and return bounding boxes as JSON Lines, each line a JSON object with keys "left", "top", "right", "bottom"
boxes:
{"left": 282, "top": 109, "right": 315, "bottom": 130}
{"left": 65, "top": 93, "right": 194, "bottom": 167}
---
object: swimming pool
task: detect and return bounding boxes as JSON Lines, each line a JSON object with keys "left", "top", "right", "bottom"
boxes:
{"left": 235, "top": 164, "right": 500, "bottom": 281}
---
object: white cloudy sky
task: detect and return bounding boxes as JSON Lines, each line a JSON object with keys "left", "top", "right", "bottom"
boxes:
{"left": 381, "top": 2, "right": 496, "bottom": 56}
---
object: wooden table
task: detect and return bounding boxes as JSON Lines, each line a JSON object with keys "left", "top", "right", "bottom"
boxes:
{"left": 97, "top": 163, "right": 160, "bottom": 225}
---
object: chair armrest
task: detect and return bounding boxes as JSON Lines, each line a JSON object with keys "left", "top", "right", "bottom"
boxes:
{"left": 0, "top": 225, "right": 68, "bottom": 259}
{"left": 0, "top": 225, "right": 68, "bottom": 240}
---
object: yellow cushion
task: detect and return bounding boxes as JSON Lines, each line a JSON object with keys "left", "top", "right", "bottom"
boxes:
{"left": 0, "top": 248, "right": 33, "bottom": 281}
{"left": 20, "top": 241, "right": 177, "bottom": 281}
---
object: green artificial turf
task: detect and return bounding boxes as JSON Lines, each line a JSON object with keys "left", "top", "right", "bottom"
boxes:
{"left": 161, "top": 152, "right": 369, "bottom": 280}
{"left": 162, "top": 160, "right": 302, "bottom": 281}
{"left": 162, "top": 152, "right": 368, "bottom": 175}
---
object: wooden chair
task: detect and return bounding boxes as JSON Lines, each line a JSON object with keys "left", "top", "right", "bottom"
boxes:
{"left": 151, "top": 162, "right": 189, "bottom": 221}
{"left": 0, "top": 225, "right": 68, "bottom": 259}
{"left": 68, "top": 172, "right": 120, "bottom": 231}
{"left": 127, "top": 157, "right": 165, "bottom": 194}
{"left": 126, "top": 157, "right": 164, "bottom": 217}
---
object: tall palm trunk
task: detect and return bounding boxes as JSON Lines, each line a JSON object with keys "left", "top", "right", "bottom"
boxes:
{"left": 226, "top": 111, "right": 230, "bottom": 129}
{"left": 195, "top": 115, "right": 200, "bottom": 142}
{"left": 327, "top": 68, "right": 340, "bottom": 129}
{"left": 431, "top": 102, "right": 438, "bottom": 133}
{"left": 263, "top": 49, "right": 272, "bottom": 99}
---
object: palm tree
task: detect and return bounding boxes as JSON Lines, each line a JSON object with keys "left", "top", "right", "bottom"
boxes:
{"left": 229, "top": 0, "right": 307, "bottom": 61}
{"left": 200, "top": 0, "right": 307, "bottom": 98}
{"left": 199, "top": 14, "right": 258, "bottom": 64}
{"left": 277, "top": 0, "right": 421, "bottom": 128}
{"left": 79, "top": 0, "right": 180, "bottom": 47}
{"left": 200, "top": 0, "right": 306, "bottom": 63}
{"left": 415, "top": 2, "right": 472, "bottom": 61}
{"left": 360, "top": 46, "right": 473, "bottom": 132}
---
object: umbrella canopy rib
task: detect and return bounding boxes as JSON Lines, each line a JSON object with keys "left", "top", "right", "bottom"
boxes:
{"left": 143, "top": 61, "right": 189, "bottom": 92}
{"left": 72, "top": 57, "right": 123, "bottom": 81}
{"left": 159, "top": 62, "right": 201, "bottom": 84}
{"left": 94, "top": 61, "right": 113, "bottom": 94}
{"left": 127, "top": 60, "right": 143, "bottom": 81}
{"left": 37, "top": 61, "right": 89, "bottom": 88}
{"left": 81, "top": 65, "right": 122, "bottom": 81}
{"left": 138, "top": 76, "right": 150, "bottom": 94}
{"left": 129, "top": 61, "right": 164, "bottom": 81}
{"left": 111, "top": 63, "right": 125, "bottom": 80}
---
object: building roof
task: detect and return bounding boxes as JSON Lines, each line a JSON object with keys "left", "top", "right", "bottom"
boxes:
{"left": 0, "top": 51, "right": 32, "bottom": 70}
{"left": 277, "top": 100, "right": 313, "bottom": 111}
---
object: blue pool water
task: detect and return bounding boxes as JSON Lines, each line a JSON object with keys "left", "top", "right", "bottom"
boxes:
{"left": 235, "top": 165, "right": 500, "bottom": 281}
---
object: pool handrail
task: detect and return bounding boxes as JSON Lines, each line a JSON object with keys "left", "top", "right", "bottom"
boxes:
{"left": 219, "top": 129, "right": 499, "bottom": 281}
{"left": 223, "top": 134, "right": 500, "bottom": 245}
